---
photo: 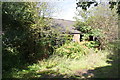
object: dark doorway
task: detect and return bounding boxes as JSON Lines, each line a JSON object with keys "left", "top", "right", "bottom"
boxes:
{"left": 89, "top": 36, "right": 94, "bottom": 41}
{"left": 80, "top": 34, "right": 83, "bottom": 41}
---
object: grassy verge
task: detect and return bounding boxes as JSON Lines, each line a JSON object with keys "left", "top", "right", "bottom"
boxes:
{"left": 3, "top": 42, "right": 116, "bottom": 79}
{"left": 4, "top": 51, "right": 111, "bottom": 78}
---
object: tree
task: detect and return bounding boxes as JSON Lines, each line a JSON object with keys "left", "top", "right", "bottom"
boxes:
{"left": 2, "top": 2, "right": 56, "bottom": 73}
{"left": 76, "top": 0, "right": 120, "bottom": 15}
{"left": 75, "top": 3, "right": 118, "bottom": 49}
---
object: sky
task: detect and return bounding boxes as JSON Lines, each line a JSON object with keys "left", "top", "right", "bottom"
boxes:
{"left": 50, "top": 0, "right": 110, "bottom": 21}
{"left": 51, "top": 0, "right": 77, "bottom": 21}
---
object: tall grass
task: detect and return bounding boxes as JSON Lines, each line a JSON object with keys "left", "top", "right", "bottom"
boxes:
{"left": 6, "top": 42, "right": 112, "bottom": 78}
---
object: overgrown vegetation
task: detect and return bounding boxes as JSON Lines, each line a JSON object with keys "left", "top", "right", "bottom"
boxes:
{"left": 55, "top": 42, "right": 90, "bottom": 59}
{"left": 2, "top": 2, "right": 68, "bottom": 76}
{"left": 3, "top": 43, "right": 112, "bottom": 78}
{"left": 2, "top": 1, "right": 119, "bottom": 79}
{"left": 75, "top": 3, "right": 118, "bottom": 49}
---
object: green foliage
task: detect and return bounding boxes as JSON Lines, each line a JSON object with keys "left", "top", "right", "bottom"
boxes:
{"left": 2, "top": 3, "right": 72, "bottom": 77}
{"left": 76, "top": 1, "right": 120, "bottom": 15}
{"left": 83, "top": 41, "right": 99, "bottom": 49}
{"left": 40, "top": 27, "right": 72, "bottom": 49}
{"left": 2, "top": 2, "right": 59, "bottom": 62}
{"left": 55, "top": 42, "right": 89, "bottom": 59}
{"left": 108, "top": 39, "right": 120, "bottom": 51}
{"left": 75, "top": 21, "right": 103, "bottom": 41}
{"left": 3, "top": 49, "right": 111, "bottom": 78}
{"left": 82, "top": 34, "right": 90, "bottom": 40}
{"left": 76, "top": 2, "right": 97, "bottom": 10}
{"left": 80, "top": 26, "right": 91, "bottom": 32}
{"left": 75, "top": 3, "right": 118, "bottom": 49}
{"left": 2, "top": 2, "right": 60, "bottom": 74}
{"left": 2, "top": 2, "right": 39, "bottom": 61}
{"left": 76, "top": 23, "right": 102, "bottom": 36}
{"left": 3, "top": 2, "right": 119, "bottom": 79}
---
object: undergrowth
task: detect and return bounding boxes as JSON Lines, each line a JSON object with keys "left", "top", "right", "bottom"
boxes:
{"left": 55, "top": 42, "right": 93, "bottom": 59}
{"left": 3, "top": 42, "right": 112, "bottom": 79}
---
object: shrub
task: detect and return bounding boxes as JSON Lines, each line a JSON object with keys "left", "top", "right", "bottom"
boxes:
{"left": 55, "top": 42, "right": 90, "bottom": 59}
{"left": 83, "top": 41, "right": 100, "bottom": 49}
